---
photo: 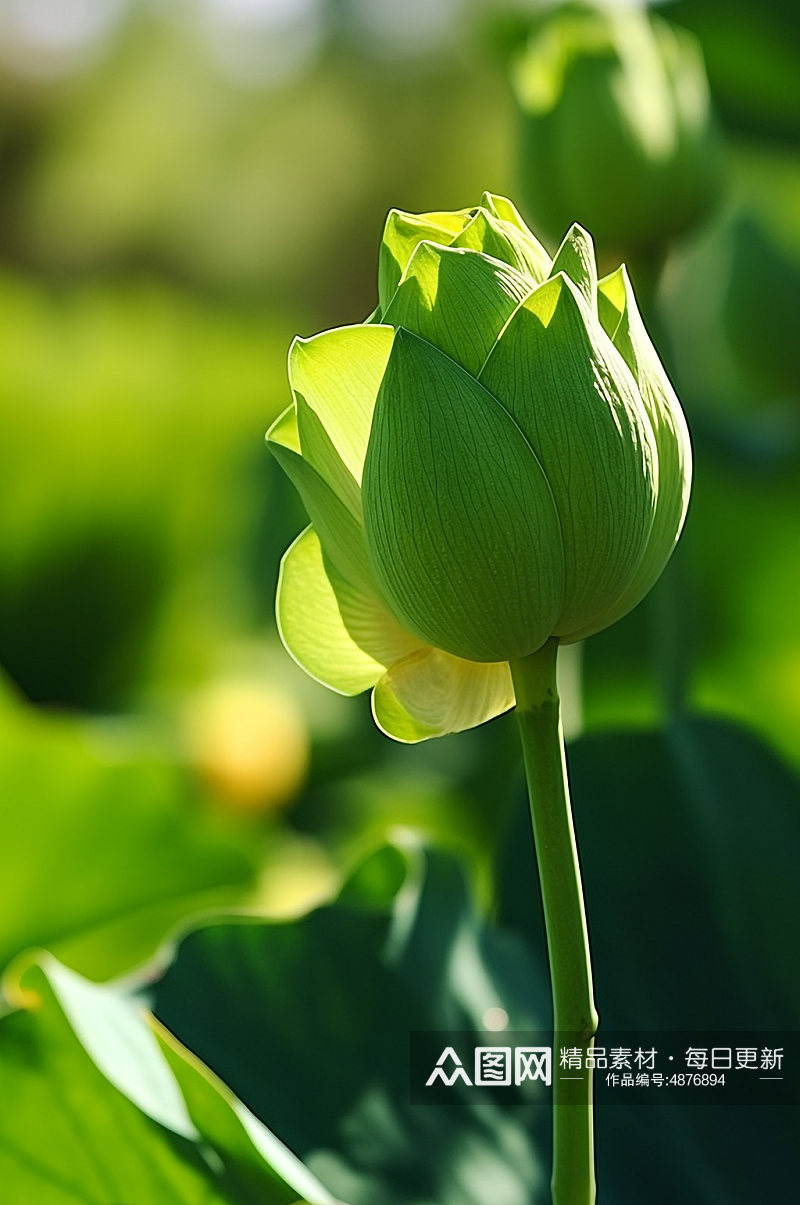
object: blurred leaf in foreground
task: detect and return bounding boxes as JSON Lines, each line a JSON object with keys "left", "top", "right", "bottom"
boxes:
{"left": 0, "top": 955, "right": 336, "bottom": 1205}
{"left": 149, "top": 840, "right": 551, "bottom": 1205}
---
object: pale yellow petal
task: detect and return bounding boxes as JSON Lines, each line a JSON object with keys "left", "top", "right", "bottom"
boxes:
{"left": 372, "top": 650, "right": 515, "bottom": 743}
{"left": 277, "top": 527, "right": 422, "bottom": 697}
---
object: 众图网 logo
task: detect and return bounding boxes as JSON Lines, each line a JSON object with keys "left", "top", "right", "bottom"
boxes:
{"left": 425, "top": 1045, "right": 552, "bottom": 1088}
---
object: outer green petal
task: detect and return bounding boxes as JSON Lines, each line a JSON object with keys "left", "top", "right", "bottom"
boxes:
{"left": 266, "top": 402, "right": 301, "bottom": 453}
{"left": 289, "top": 323, "right": 396, "bottom": 489}
{"left": 481, "top": 192, "right": 530, "bottom": 227}
{"left": 452, "top": 208, "right": 551, "bottom": 285}
{"left": 362, "top": 328, "right": 565, "bottom": 663}
{"left": 267, "top": 407, "right": 376, "bottom": 596}
{"left": 596, "top": 279, "right": 624, "bottom": 342}
{"left": 378, "top": 207, "right": 472, "bottom": 312}
{"left": 479, "top": 272, "right": 657, "bottom": 637}
{"left": 549, "top": 223, "right": 598, "bottom": 313}
{"left": 372, "top": 649, "right": 515, "bottom": 743}
{"left": 480, "top": 192, "right": 553, "bottom": 279}
{"left": 382, "top": 243, "right": 533, "bottom": 376}
{"left": 277, "top": 527, "right": 422, "bottom": 696}
{"left": 569, "top": 264, "right": 692, "bottom": 639}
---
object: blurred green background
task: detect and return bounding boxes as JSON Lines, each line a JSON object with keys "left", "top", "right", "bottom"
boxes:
{"left": 0, "top": 1, "right": 799, "bottom": 1202}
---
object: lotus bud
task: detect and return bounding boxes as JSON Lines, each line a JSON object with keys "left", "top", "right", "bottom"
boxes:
{"left": 268, "top": 195, "right": 691, "bottom": 742}
{"left": 512, "top": 1, "right": 723, "bottom": 252}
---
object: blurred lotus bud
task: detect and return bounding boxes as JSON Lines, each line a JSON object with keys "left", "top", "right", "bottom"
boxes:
{"left": 186, "top": 679, "right": 309, "bottom": 813}
{"left": 512, "top": 1, "right": 724, "bottom": 253}
{"left": 268, "top": 195, "right": 691, "bottom": 741}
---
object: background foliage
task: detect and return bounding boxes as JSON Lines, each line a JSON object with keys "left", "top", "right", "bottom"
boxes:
{"left": 0, "top": 1, "right": 798, "bottom": 1201}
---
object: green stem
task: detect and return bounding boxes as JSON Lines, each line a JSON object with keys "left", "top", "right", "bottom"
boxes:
{"left": 510, "top": 639, "right": 598, "bottom": 1205}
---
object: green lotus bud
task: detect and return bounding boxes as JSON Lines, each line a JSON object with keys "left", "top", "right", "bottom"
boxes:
{"left": 268, "top": 196, "right": 691, "bottom": 742}
{"left": 512, "top": 1, "right": 723, "bottom": 252}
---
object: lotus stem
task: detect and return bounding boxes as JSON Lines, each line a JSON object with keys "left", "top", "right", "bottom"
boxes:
{"left": 510, "top": 639, "right": 598, "bottom": 1205}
